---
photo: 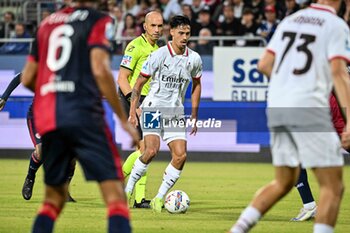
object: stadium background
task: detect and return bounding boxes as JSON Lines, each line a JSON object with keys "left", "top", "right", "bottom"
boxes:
{"left": 1, "top": 0, "right": 350, "bottom": 163}
{"left": 1, "top": 49, "right": 349, "bottom": 164}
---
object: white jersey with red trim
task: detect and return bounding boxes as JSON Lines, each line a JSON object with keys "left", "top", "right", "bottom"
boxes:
{"left": 140, "top": 41, "right": 202, "bottom": 114}
{"left": 266, "top": 3, "right": 350, "bottom": 127}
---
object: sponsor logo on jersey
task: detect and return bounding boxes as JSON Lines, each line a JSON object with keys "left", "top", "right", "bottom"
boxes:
{"left": 40, "top": 75, "right": 75, "bottom": 96}
{"left": 121, "top": 55, "right": 132, "bottom": 67}
{"left": 161, "top": 73, "right": 187, "bottom": 89}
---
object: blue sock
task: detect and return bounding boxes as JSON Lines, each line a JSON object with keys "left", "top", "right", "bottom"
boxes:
{"left": 108, "top": 215, "right": 131, "bottom": 233}
{"left": 32, "top": 202, "right": 60, "bottom": 233}
{"left": 296, "top": 168, "right": 315, "bottom": 204}
{"left": 108, "top": 201, "right": 131, "bottom": 233}
{"left": 32, "top": 215, "right": 54, "bottom": 233}
{"left": 27, "top": 151, "right": 42, "bottom": 180}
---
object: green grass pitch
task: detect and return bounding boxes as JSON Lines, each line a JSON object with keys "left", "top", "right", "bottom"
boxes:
{"left": 0, "top": 159, "right": 350, "bottom": 233}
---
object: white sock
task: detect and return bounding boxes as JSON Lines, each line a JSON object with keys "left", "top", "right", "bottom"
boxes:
{"left": 314, "top": 223, "right": 334, "bottom": 233}
{"left": 230, "top": 206, "right": 261, "bottom": 233}
{"left": 304, "top": 201, "right": 316, "bottom": 210}
{"left": 125, "top": 158, "right": 148, "bottom": 194}
{"left": 156, "top": 163, "right": 181, "bottom": 199}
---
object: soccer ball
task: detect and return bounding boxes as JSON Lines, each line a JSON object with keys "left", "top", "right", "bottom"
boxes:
{"left": 164, "top": 190, "right": 190, "bottom": 214}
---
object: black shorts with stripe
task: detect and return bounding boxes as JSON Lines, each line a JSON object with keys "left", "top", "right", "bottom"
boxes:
{"left": 41, "top": 123, "right": 123, "bottom": 186}
{"left": 118, "top": 88, "right": 145, "bottom": 139}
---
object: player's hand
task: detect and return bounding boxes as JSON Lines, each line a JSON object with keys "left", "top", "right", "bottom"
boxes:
{"left": 128, "top": 113, "right": 139, "bottom": 128}
{"left": 0, "top": 98, "right": 6, "bottom": 111}
{"left": 341, "top": 131, "right": 350, "bottom": 150}
{"left": 122, "top": 121, "right": 139, "bottom": 147}
{"left": 189, "top": 118, "right": 198, "bottom": 136}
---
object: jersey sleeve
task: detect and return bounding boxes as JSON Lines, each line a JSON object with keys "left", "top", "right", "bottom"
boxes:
{"left": 88, "top": 16, "right": 114, "bottom": 52}
{"left": 28, "top": 33, "right": 39, "bottom": 62}
{"left": 140, "top": 52, "right": 158, "bottom": 78}
{"left": 120, "top": 41, "right": 140, "bottom": 71}
{"left": 266, "top": 22, "right": 283, "bottom": 55}
{"left": 327, "top": 22, "right": 350, "bottom": 62}
{"left": 191, "top": 53, "right": 202, "bottom": 79}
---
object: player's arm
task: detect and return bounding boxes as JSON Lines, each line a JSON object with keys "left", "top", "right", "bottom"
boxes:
{"left": 331, "top": 58, "right": 350, "bottom": 149}
{"left": 190, "top": 78, "right": 201, "bottom": 136}
{"left": 0, "top": 73, "right": 22, "bottom": 111}
{"left": 90, "top": 47, "right": 139, "bottom": 144}
{"left": 118, "top": 41, "right": 140, "bottom": 104}
{"left": 117, "top": 66, "right": 133, "bottom": 101}
{"left": 129, "top": 74, "right": 149, "bottom": 127}
{"left": 21, "top": 30, "right": 39, "bottom": 92}
{"left": 91, "top": 48, "right": 123, "bottom": 117}
{"left": 257, "top": 50, "right": 275, "bottom": 79}
{"left": 21, "top": 61, "right": 38, "bottom": 91}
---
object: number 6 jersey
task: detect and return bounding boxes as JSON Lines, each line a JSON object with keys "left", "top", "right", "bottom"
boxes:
{"left": 29, "top": 7, "right": 114, "bottom": 135}
{"left": 266, "top": 3, "right": 350, "bottom": 127}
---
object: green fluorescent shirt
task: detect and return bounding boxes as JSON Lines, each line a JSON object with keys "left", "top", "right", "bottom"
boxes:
{"left": 120, "top": 34, "right": 158, "bottom": 96}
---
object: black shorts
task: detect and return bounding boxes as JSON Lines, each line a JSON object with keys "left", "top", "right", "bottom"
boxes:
{"left": 118, "top": 88, "right": 145, "bottom": 139}
{"left": 41, "top": 124, "right": 124, "bottom": 186}
{"left": 26, "top": 104, "right": 41, "bottom": 146}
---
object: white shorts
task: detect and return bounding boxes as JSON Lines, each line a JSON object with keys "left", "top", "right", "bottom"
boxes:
{"left": 141, "top": 113, "right": 187, "bottom": 144}
{"left": 270, "top": 126, "right": 343, "bottom": 168}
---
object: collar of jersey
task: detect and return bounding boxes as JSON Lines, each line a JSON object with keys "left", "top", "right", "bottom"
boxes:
{"left": 167, "top": 41, "right": 189, "bottom": 57}
{"left": 141, "top": 34, "right": 148, "bottom": 43}
{"left": 309, "top": 3, "right": 336, "bottom": 14}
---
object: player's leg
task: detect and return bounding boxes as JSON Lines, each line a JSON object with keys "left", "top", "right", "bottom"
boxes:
{"left": 66, "top": 158, "right": 77, "bottom": 202}
{"left": 32, "top": 130, "right": 71, "bottom": 233}
{"left": 312, "top": 167, "right": 343, "bottom": 233}
{"left": 32, "top": 184, "right": 67, "bottom": 233}
{"left": 291, "top": 168, "right": 317, "bottom": 221}
{"left": 230, "top": 166, "right": 299, "bottom": 233}
{"left": 151, "top": 139, "right": 187, "bottom": 213}
{"left": 122, "top": 141, "right": 150, "bottom": 208}
{"left": 75, "top": 125, "right": 131, "bottom": 232}
{"left": 230, "top": 126, "right": 300, "bottom": 233}
{"left": 23, "top": 106, "right": 42, "bottom": 200}
{"left": 124, "top": 134, "right": 160, "bottom": 203}
{"left": 99, "top": 180, "right": 131, "bottom": 233}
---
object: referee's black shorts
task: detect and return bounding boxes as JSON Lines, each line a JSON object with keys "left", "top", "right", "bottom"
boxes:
{"left": 118, "top": 88, "right": 145, "bottom": 139}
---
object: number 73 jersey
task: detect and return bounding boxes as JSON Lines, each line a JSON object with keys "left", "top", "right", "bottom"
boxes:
{"left": 29, "top": 6, "right": 114, "bottom": 135}
{"left": 266, "top": 3, "right": 350, "bottom": 112}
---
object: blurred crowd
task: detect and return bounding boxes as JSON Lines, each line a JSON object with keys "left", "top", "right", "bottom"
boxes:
{"left": 1, "top": 0, "right": 350, "bottom": 55}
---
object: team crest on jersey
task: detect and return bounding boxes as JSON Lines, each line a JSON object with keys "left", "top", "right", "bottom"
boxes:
{"left": 121, "top": 55, "right": 132, "bottom": 67}
{"left": 127, "top": 45, "right": 135, "bottom": 52}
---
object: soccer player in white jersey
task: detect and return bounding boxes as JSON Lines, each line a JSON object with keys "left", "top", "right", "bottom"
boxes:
{"left": 230, "top": 1, "right": 350, "bottom": 233}
{"left": 125, "top": 15, "right": 202, "bottom": 213}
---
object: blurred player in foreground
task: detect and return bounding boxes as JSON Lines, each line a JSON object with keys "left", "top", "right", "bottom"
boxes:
{"left": 21, "top": 0, "right": 139, "bottom": 232}
{"left": 125, "top": 15, "right": 202, "bottom": 213}
{"left": 118, "top": 11, "right": 163, "bottom": 208}
{"left": 0, "top": 73, "right": 76, "bottom": 202}
{"left": 230, "top": 1, "right": 350, "bottom": 233}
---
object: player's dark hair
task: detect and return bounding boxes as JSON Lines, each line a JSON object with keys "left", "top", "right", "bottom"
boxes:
{"left": 169, "top": 15, "right": 191, "bottom": 29}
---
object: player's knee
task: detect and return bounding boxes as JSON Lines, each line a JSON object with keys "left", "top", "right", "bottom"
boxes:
{"left": 32, "top": 150, "right": 41, "bottom": 162}
{"left": 172, "top": 152, "right": 187, "bottom": 166}
{"left": 144, "top": 147, "right": 158, "bottom": 159}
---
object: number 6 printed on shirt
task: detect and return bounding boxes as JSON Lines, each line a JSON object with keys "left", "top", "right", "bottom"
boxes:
{"left": 47, "top": 25, "right": 74, "bottom": 72}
